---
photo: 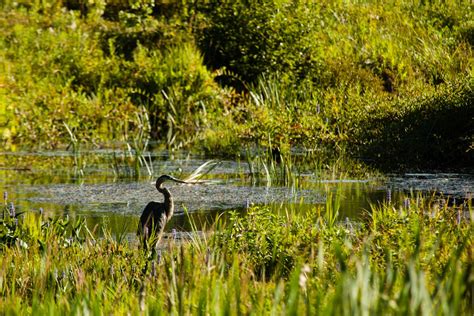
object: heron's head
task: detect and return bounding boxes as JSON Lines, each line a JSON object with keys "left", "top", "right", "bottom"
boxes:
{"left": 155, "top": 175, "right": 188, "bottom": 188}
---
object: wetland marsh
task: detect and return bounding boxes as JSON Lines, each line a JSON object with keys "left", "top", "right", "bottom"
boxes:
{"left": 1, "top": 0, "right": 473, "bottom": 314}
{"left": 1, "top": 150, "right": 472, "bottom": 236}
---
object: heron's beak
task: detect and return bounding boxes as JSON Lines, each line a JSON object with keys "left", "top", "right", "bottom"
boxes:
{"left": 169, "top": 176, "right": 193, "bottom": 184}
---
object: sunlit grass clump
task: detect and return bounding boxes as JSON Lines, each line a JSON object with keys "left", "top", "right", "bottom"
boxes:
{"left": 1, "top": 195, "right": 472, "bottom": 314}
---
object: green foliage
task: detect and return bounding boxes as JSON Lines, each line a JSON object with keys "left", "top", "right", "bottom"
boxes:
{"left": 0, "top": 196, "right": 472, "bottom": 314}
{"left": 198, "top": 1, "right": 320, "bottom": 84}
{"left": 0, "top": 0, "right": 473, "bottom": 170}
{"left": 1, "top": 201, "right": 86, "bottom": 250}
{"left": 131, "top": 43, "right": 222, "bottom": 146}
{"left": 198, "top": 1, "right": 472, "bottom": 89}
{"left": 194, "top": 0, "right": 473, "bottom": 168}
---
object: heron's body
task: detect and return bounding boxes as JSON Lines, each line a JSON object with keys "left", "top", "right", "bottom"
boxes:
{"left": 137, "top": 175, "right": 186, "bottom": 247}
{"left": 138, "top": 201, "right": 171, "bottom": 237}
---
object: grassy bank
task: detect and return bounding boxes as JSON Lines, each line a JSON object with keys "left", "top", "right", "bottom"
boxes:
{"left": 0, "top": 0, "right": 473, "bottom": 169}
{"left": 1, "top": 195, "right": 472, "bottom": 314}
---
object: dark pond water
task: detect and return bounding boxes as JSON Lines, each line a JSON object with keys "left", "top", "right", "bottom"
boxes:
{"left": 1, "top": 151, "right": 472, "bottom": 238}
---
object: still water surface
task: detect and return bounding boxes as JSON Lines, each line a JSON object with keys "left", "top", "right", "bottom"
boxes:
{"left": 1, "top": 151, "right": 472, "bottom": 236}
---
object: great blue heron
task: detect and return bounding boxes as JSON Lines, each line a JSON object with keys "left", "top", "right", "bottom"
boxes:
{"left": 137, "top": 175, "right": 189, "bottom": 248}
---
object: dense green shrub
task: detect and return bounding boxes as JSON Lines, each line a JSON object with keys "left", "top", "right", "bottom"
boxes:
{"left": 130, "top": 43, "right": 224, "bottom": 146}
{"left": 197, "top": 2, "right": 328, "bottom": 85}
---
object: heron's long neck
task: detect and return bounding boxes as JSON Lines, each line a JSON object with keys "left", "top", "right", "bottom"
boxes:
{"left": 158, "top": 186, "right": 174, "bottom": 218}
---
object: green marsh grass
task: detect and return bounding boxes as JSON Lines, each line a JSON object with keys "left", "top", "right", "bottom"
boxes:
{"left": 1, "top": 193, "right": 471, "bottom": 314}
{"left": 245, "top": 146, "right": 297, "bottom": 187}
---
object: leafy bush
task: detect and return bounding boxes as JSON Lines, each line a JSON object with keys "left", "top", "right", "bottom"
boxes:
{"left": 198, "top": 2, "right": 327, "bottom": 85}
{"left": 129, "top": 43, "right": 223, "bottom": 146}
{"left": 1, "top": 200, "right": 86, "bottom": 250}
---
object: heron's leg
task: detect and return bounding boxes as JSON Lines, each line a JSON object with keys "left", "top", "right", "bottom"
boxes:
{"left": 140, "top": 226, "right": 150, "bottom": 253}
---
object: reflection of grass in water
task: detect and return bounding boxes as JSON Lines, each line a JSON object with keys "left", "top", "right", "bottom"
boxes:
{"left": 109, "top": 106, "right": 154, "bottom": 180}
{"left": 244, "top": 145, "right": 380, "bottom": 190}
{"left": 1, "top": 195, "right": 472, "bottom": 314}
{"left": 0, "top": 147, "right": 380, "bottom": 188}
{"left": 63, "top": 122, "right": 84, "bottom": 180}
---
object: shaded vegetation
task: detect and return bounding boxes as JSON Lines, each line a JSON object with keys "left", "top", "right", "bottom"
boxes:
{"left": 0, "top": 0, "right": 473, "bottom": 170}
{"left": 354, "top": 82, "right": 474, "bottom": 170}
